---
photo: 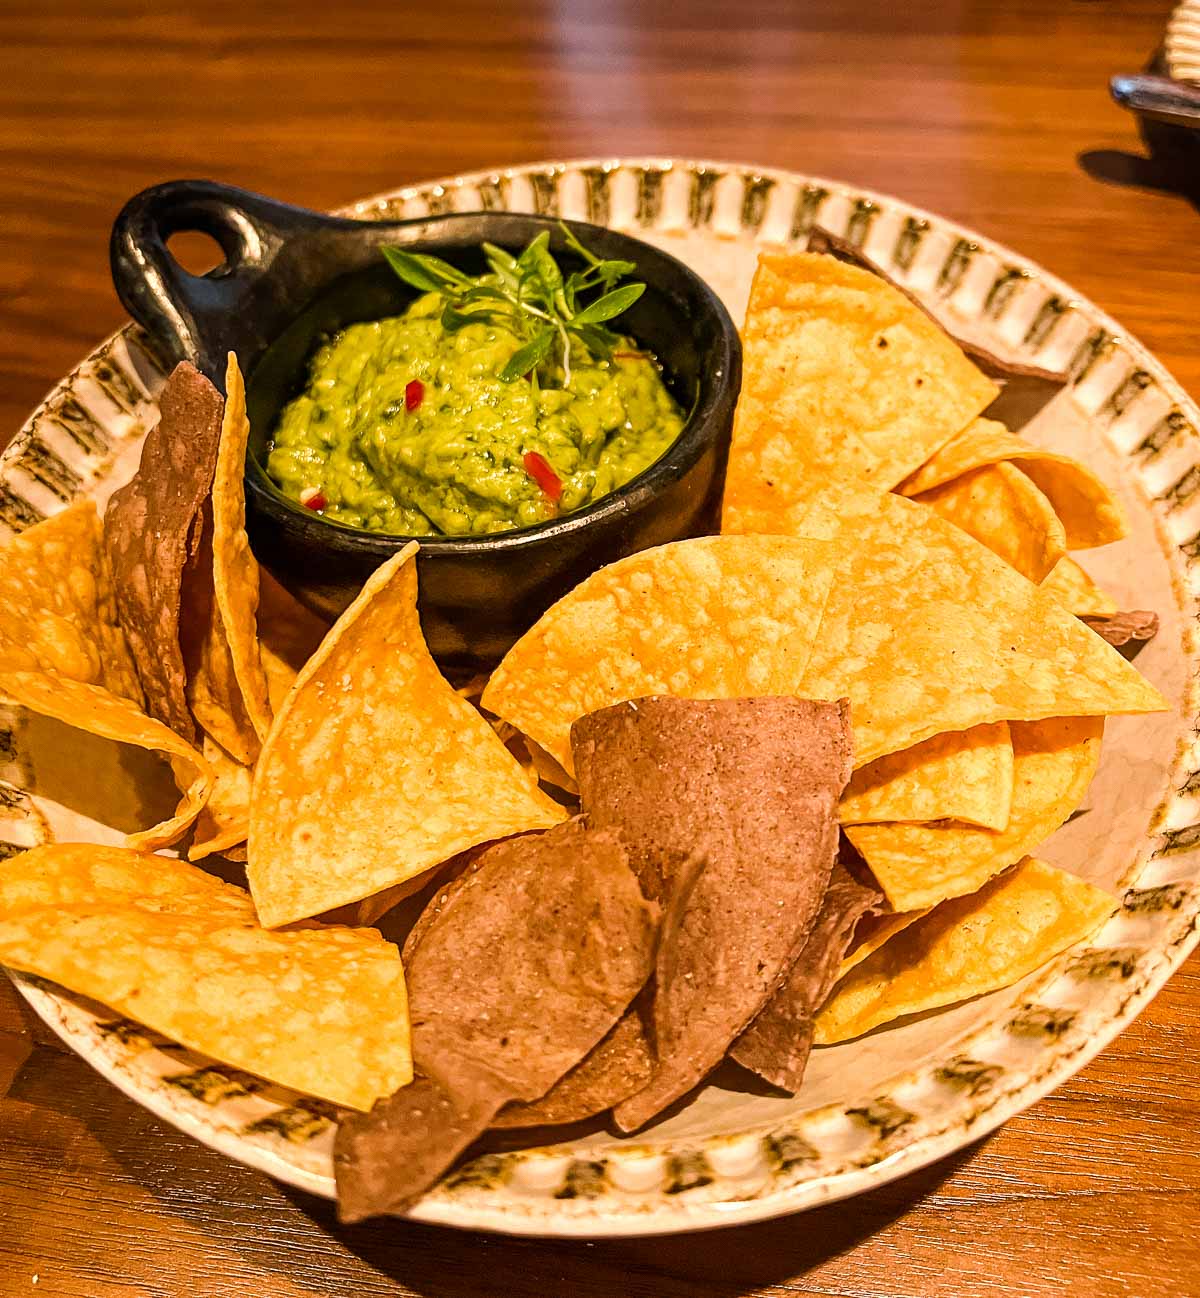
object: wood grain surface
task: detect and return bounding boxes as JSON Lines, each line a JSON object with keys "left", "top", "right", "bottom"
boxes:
{"left": 2, "top": 1, "right": 1199, "bottom": 1295}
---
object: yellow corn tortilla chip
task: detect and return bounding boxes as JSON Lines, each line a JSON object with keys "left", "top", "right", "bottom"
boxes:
{"left": 188, "top": 735, "right": 252, "bottom": 861}
{"left": 0, "top": 671, "right": 213, "bottom": 852}
{"left": 0, "top": 500, "right": 142, "bottom": 704}
{"left": 1041, "top": 556, "right": 1119, "bottom": 618}
{"left": 249, "top": 543, "right": 566, "bottom": 928}
{"left": 839, "top": 909, "right": 929, "bottom": 976}
{"left": 187, "top": 356, "right": 273, "bottom": 763}
{"left": 845, "top": 716, "right": 1103, "bottom": 912}
{"left": 815, "top": 856, "right": 1113, "bottom": 1043}
{"left": 798, "top": 494, "right": 1165, "bottom": 767}
{"left": 481, "top": 534, "right": 839, "bottom": 776}
{"left": 721, "top": 252, "right": 998, "bottom": 536}
{"left": 898, "top": 417, "right": 1127, "bottom": 548}
{"left": 0, "top": 844, "right": 411, "bottom": 1110}
{"left": 840, "top": 722, "right": 1013, "bottom": 830}
{"left": 213, "top": 356, "right": 273, "bottom": 739}
{"left": 909, "top": 461, "right": 1067, "bottom": 583}
{"left": 0, "top": 843, "right": 250, "bottom": 917}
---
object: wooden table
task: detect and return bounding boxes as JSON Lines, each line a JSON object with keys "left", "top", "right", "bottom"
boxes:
{"left": 2, "top": 1, "right": 1198, "bottom": 1294}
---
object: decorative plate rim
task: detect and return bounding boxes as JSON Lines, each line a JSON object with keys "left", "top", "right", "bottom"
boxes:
{"left": 1166, "top": 0, "right": 1200, "bottom": 85}
{"left": 4, "top": 156, "right": 1199, "bottom": 1238}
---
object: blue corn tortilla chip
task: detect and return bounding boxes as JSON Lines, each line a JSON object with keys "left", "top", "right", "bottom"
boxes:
{"left": 569, "top": 696, "right": 853, "bottom": 1133}
{"left": 334, "top": 819, "right": 657, "bottom": 1221}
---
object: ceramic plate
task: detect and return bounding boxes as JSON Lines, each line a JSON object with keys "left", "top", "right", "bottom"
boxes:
{"left": 1167, "top": 0, "right": 1200, "bottom": 84}
{"left": 4, "top": 159, "right": 1199, "bottom": 1238}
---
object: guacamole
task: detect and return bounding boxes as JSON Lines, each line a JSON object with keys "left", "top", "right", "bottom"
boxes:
{"left": 266, "top": 293, "right": 685, "bottom": 536}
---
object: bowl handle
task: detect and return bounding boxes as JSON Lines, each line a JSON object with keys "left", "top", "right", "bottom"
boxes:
{"left": 109, "top": 179, "right": 332, "bottom": 384}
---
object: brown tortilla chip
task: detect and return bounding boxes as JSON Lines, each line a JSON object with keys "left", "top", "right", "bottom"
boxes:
{"left": 805, "top": 227, "right": 1067, "bottom": 430}
{"left": 104, "top": 362, "right": 223, "bottom": 741}
{"left": 0, "top": 500, "right": 142, "bottom": 703}
{"left": 570, "top": 696, "right": 853, "bottom": 1132}
{"left": 730, "top": 860, "right": 881, "bottom": 1091}
{"left": 334, "top": 820, "right": 657, "bottom": 1221}
{"left": 1082, "top": 610, "right": 1159, "bottom": 650}
{"left": 493, "top": 1011, "right": 654, "bottom": 1128}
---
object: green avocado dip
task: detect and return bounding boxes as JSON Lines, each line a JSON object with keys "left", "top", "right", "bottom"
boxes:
{"left": 266, "top": 232, "right": 686, "bottom": 536}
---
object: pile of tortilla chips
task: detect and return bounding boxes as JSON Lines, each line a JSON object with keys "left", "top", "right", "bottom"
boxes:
{"left": 0, "top": 243, "right": 1169, "bottom": 1224}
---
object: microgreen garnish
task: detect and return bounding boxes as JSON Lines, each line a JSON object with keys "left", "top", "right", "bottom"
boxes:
{"left": 380, "top": 224, "right": 646, "bottom": 387}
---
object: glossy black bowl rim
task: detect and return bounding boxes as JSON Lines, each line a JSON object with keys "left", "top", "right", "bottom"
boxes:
{"left": 242, "top": 212, "right": 740, "bottom": 559}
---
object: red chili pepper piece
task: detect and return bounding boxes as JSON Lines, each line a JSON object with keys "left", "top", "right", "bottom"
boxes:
{"left": 523, "top": 451, "right": 563, "bottom": 503}
{"left": 612, "top": 350, "right": 650, "bottom": 360}
{"left": 405, "top": 379, "right": 424, "bottom": 411}
{"left": 303, "top": 491, "right": 327, "bottom": 512}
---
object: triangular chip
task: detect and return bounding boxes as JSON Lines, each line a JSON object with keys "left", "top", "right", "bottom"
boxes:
{"left": 334, "top": 820, "right": 656, "bottom": 1220}
{"left": 104, "top": 362, "right": 223, "bottom": 741}
{"left": 0, "top": 671, "right": 213, "bottom": 852}
{"left": 0, "top": 500, "right": 142, "bottom": 704}
{"left": 481, "top": 534, "right": 839, "bottom": 776}
{"left": 568, "top": 696, "right": 852, "bottom": 1131}
{"left": 845, "top": 716, "right": 1103, "bottom": 911}
{"left": 839, "top": 908, "right": 929, "bottom": 975}
{"left": 185, "top": 355, "right": 273, "bottom": 763}
{"left": 814, "top": 857, "right": 1113, "bottom": 1043}
{"left": 187, "top": 734, "right": 252, "bottom": 861}
{"left": 0, "top": 845, "right": 411, "bottom": 1110}
{"left": 840, "top": 722, "right": 1013, "bottom": 830}
{"left": 798, "top": 494, "right": 1165, "bottom": 766}
{"left": 909, "top": 461, "right": 1067, "bottom": 582}
{"left": 730, "top": 860, "right": 881, "bottom": 1091}
{"left": 1041, "top": 556, "right": 1119, "bottom": 618}
{"left": 898, "top": 417, "right": 1126, "bottom": 548}
{"left": 720, "top": 251, "right": 998, "bottom": 536}
{"left": 248, "top": 543, "right": 565, "bottom": 927}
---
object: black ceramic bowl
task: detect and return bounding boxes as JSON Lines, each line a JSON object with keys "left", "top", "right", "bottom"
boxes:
{"left": 110, "top": 181, "right": 741, "bottom": 665}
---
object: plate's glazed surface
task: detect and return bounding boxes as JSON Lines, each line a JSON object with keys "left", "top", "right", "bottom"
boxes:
{"left": 3, "top": 159, "right": 1198, "bottom": 1237}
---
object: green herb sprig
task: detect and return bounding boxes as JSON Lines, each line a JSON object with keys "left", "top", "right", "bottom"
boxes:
{"left": 380, "top": 223, "right": 646, "bottom": 386}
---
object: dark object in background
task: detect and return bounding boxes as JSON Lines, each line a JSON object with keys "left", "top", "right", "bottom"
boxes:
{"left": 1082, "top": 609, "right": 1159, "bottom": 656}
{"left": 110, "top": 183, "right": 741, "bottom": 666}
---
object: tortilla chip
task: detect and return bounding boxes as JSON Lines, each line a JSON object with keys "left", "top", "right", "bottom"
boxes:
{"left": 805, "top": 227, "right": 1069, "bottom": 429}
{"left": 248, "top": 543, "right": 565, "bottom": 928}
{"left": 839, "top": 908, "right": 929, "bottom": 975}
{"left": 898, "top": 418, "right": 1127, "bottom": 549}
{"left": 213, "top": 355, "right": 273, "bottom": 740}
{"left": 845, "top": 716, "right": 1103, "bottom": 912}
{"left": 840, "top": 722, "right": 1013, "bottom": 830}
{"left": 0, "top": 500, "right": 142, "bottom": 704}
{"left": 720, "top": 251, "right": 998, "bottom": 536}
{"left": 0, "top": 843, "right": 248, "bottom": 918}
{"left": 798, "top": 494, "right": 1165, "bottom": 767}
{"left": 910, "top": 461, "right": 1067, "bottom": 582}
{"left": 187, "top": 735, "right": 251, "bottom": 861}
{"left": 814, "top": 857, "right": 1113, "bottom": 1043}
{"left": 334, "top": 820, "right": 657, "bottom": 1220}
{"left": 481, "top": 535, "right": 839, "bottom": 776}
{"left": 569, "top": 696, "right": 852, "bottom": 1132}
{"left": 104, "top": 362, "right": 223, "bottom": 741}
{"left": 1082, "top": 610, "right": 1159, "bottom": 650}
{"left": 1040, "top": 556, "right": 1119, "bottom": 617}
{"left": 730, "top": 861, "right": 881, "bottom": 1091}
{"left": 0, "top": 844, "right": 411, "bottom": 1110}
{"left": 0, "top": 671, "right": 213, "bottom": 852}
{"left": 493, "top": 1011, "right": 654, "bottom": 1128}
